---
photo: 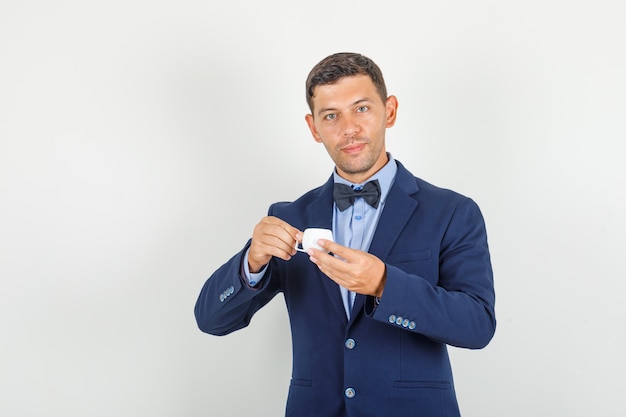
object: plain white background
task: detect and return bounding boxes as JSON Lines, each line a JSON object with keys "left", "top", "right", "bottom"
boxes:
{"left": 1, "top": 1, "right": 625, "bottom": 415}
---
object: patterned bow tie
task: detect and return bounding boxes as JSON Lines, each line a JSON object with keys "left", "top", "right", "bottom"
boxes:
{"left": 333, "top": 179, "right": 381, "bottom": 211}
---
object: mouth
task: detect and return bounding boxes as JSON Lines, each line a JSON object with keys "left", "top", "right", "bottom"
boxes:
{"left": 341, "top": 142, "right": 366, "bottom": 154}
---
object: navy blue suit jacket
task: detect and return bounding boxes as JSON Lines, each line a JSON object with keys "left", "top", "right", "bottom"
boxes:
{"left": 195, "top": 161, "right": 496, "bottom": 417}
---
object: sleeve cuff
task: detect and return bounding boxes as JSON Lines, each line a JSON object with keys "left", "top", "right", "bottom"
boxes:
{"left": 242, "top": 249, "right": 268, "bottom": 287}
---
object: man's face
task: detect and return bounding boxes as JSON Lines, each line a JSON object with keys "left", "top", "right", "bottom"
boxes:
{"left": 305, "top": 75, "right": 398, "bottom": 184}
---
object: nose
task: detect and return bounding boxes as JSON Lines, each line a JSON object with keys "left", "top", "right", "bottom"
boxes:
{"left": 341, "top": 114, "right": 361, "bottom": 137}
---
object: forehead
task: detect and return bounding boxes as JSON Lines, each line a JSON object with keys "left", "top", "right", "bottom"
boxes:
{"left": 311, "top": 75, "right": 381, "bottom": 111}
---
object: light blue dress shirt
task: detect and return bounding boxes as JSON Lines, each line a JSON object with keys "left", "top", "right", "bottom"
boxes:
{"left": 244, "top": 155, "right": 398, "bottom": 319}
{"left": 333, "top": 156, "right": 397, "bottom": 318}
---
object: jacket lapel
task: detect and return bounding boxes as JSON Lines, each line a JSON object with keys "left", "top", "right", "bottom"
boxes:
{"left": 307, "top": 177, "right": 348, "bottom": 323}
{"left": 350, "top": 162, "right": 420, "bottom": 322}
{"left": 368, "top": 162, "right": 420, "bottom": 261}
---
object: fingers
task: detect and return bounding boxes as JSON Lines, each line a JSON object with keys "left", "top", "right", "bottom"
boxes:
{"left": 307, "top": 243, "right": 351, "bottom": 279}
{"left": 248, "top": 216, "right": 302, "bottom": 272}
{"left": 308, "top": 240, "right": 386, "bottom": 297}
{"left": 317, "top": 239, "right": 350, "bottom": 260}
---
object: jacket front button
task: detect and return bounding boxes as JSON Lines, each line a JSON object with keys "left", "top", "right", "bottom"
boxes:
{"left": 344, "top": 387, "right": 356, "bottom": 398}
{"left": 345, "top": 338, "right": 356, "bottom": 349}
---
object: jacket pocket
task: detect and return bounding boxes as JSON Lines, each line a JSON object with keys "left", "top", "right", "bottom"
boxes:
{"left": 290, "top": 378, "right": 313, "bottom": 387}
{"left": 393, "top": 380, "right": 451, "bottom": 390}
{"left": 387, "top": 249, "right": 432, "bottom": 264}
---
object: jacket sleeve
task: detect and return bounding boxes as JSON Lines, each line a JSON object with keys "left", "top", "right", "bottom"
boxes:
{"left": 194, "top": 241, "right": 281, "bottom": 336}
{"left": 366, "top": 197, "right": 496, "bottom": 349}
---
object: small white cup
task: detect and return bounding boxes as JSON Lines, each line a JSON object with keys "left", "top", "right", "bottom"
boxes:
{"left": 295, "top": 228, "right": 333, "bottom": 253}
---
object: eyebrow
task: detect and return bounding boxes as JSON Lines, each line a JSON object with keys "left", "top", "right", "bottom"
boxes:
{"left": 317, "top": 98, "right": 372, "bottom": 117}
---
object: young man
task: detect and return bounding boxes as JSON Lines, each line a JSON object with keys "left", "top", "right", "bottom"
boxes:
{"left": 195, "top": 52, "right": 496, "bottom": 417}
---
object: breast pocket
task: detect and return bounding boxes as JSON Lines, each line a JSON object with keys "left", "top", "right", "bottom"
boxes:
{"left": 386, "top": 248, "right": 432, "bottom": 264}
{"left": 386, "top": 248, "right": 436, "bottom": 283}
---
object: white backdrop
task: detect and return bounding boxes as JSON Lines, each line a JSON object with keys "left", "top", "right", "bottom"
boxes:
{"left": 1, "top": 1, "right": 625, "bottom": 416}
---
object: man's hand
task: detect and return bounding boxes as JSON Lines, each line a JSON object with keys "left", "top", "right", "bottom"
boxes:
{"left": 308, "top": 239, "right": 386, "bottom": 297}
{"left": 248, "top": 216, "right": 301, "bottom": 273}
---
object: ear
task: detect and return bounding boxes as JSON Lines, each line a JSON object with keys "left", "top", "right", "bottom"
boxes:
{"left": 385, "top": 95, "right": 398, "bottom": 128}
{"left": 305, "top": 114, "right": 323, "bottom": 143}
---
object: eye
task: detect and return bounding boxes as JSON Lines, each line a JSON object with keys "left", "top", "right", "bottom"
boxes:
{"left": 356, "top": 106, "right": 368, "bottom": 113}
{"left": 324, "top": 113, "right": 337, "bottom": 121}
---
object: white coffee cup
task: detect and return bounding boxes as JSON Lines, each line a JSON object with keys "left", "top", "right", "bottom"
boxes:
{"left": 295, "top": 228, "right": 333, "bottom": 253}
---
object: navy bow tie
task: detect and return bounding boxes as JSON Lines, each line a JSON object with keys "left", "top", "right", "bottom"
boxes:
{"left": 333, "top": 180, "right": 381, "bottom": 211}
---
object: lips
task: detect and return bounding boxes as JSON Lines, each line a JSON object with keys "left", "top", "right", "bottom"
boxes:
{"left": 341, "top": 142, "right": 366, "bottom": 154}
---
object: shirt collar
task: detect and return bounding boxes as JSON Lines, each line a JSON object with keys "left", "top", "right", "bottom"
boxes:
{"left": 332, "top": 153, "right": 398, "bottom": 206}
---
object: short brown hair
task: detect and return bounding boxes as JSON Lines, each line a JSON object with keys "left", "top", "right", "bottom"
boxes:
{"left": 305, "top": 52, "right": 388, "bottom": 112}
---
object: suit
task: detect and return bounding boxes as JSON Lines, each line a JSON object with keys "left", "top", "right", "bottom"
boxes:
{"left": 195, "top": 161, "right": 496, "bottom": 417}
